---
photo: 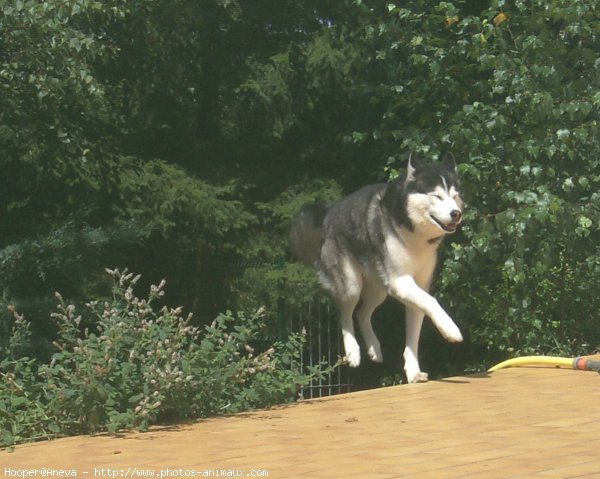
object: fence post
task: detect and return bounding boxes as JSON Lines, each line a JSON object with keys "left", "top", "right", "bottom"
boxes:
{"left": 276, "top": 256, "right": 287, "bottom": 341}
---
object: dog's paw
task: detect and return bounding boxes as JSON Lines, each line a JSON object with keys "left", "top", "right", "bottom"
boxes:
{"left": 407, "top": 371, "right": 429, "bottom": 383}
{"left": 442, "top": 323, "right": 463, "bottom": 343}
{"left": 405, "top": 367, "right": 429, "bottom": 384}
{"left": 403, "top": 350, "right": 428, "bottom": 384}
{"left": 366, "top": 342, "right": 383, "bottom": 363}
{"left": 435, "top": 314, "right": 463, "bottom": 343}
{"left": 345, "top": 348, "right": 361, "bottom": 368}
{"left": 343, "top": 334, "right": 361, "bottom": 367}
{"left": 405, "top": 361, "right": 429, "bottom": 383}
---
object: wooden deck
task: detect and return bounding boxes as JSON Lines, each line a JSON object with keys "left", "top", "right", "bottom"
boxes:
{"left": 3, "top": 362, "right": 600, "bottom": 478}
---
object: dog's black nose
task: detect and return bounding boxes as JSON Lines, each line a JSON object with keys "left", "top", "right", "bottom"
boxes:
{"left": 450, "top": 210, "right": 462, "bottom": 221}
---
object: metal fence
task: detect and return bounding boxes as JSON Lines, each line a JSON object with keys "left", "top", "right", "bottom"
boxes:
{"left": 284, "top": 298, "right": 352, "bottom": 399}
{"left": 227, "top": 260, "right": 352, "bottom": 399}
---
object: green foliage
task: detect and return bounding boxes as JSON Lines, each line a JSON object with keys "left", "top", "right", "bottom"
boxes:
{"left": 0, "top": 0, "right": 372, "bottom": 328}
{"left": 0, "top": 310, "right": 51, "bottom": 448}
{"left": 364, "top": 0, "right": 600, "bottom": 365}
{"left": 0, "top": 221, "right": 149, "bottom": 299}
{"left": 230, "top": 179, "right": 342, "bottom": 321}
{"left": 3, "top": 0, "right": 600, "bottom": 399}
{"left": 118, "top": 158, "right": 254, "bottom": 240}
{"left": 0, "top": 269, "right": 326, "bottom": 448}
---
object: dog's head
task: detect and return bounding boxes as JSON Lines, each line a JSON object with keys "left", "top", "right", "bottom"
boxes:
{"left": 404, "top": 152, "right": 464, "bottom": 235}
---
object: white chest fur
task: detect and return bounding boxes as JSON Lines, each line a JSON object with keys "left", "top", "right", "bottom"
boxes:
{"left": 383, "top": 228, "right": 439, "bottom": 281}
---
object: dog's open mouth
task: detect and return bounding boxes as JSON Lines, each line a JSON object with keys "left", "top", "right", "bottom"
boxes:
{"left": 430, "top": 215, "right": 458, "bottom": 233}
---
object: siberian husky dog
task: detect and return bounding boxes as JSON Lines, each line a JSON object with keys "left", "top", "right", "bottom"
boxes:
{"left": 290, "top": 152, "right": 464, "bottom": 383}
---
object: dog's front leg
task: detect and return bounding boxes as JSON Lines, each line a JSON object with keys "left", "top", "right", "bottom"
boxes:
{"left": 404, "top": 306, "right": 428, "bottom": 383}
{"left": 390, "top": 275, "right": 463, "bottom": 343}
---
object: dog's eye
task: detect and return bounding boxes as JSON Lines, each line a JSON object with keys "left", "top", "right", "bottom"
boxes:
{"left": 430, "top": 194, "right": 443, "bottom": 200}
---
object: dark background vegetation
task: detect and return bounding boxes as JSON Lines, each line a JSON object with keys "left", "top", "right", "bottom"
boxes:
{"left": 2, "top": 0, "right": 600, "bottom": 383}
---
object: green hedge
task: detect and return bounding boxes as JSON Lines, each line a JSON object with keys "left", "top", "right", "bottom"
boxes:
{"left": 0, "top": 269, "right": 326, "bottom": 449}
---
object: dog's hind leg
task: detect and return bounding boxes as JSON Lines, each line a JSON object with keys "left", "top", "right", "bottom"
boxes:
{"left": 320, "top": 255, "right": 364, "bottom": 368}
{"left": 356, "top": 280, "right": 387, "bottom": 363}
{"left": 339, "top": 295, "right": 362, "bottom": 367}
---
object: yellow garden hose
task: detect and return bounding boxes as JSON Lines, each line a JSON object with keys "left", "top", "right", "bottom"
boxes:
{"left": 488, "top": 356, "right": 600, "bottom": 373}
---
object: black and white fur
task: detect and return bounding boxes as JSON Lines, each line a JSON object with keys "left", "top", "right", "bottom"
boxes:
{"left": 290, "top": 152, "right": 464, "bottom": 383}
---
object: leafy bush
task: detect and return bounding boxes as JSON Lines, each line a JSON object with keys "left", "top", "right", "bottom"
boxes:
{"left": 343, "top": 0, "right": 600, "bottom": 368}
{"left": 0, "top": 309, "right": 52, "bottom": 448}
{"left": 0, "top": 269, "right": 326, "bottom": 448}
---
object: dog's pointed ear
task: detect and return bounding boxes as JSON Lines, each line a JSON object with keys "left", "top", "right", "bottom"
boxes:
{"left": 406, "top": 152, "right": 421, "bottom": 183}
{"left": 441, "top": 152, "right": 457, "bottom": 172}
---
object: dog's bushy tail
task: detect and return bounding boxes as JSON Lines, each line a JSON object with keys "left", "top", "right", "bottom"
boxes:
{"left": 289, "top": 202, "right": 329, "bottom": 268}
